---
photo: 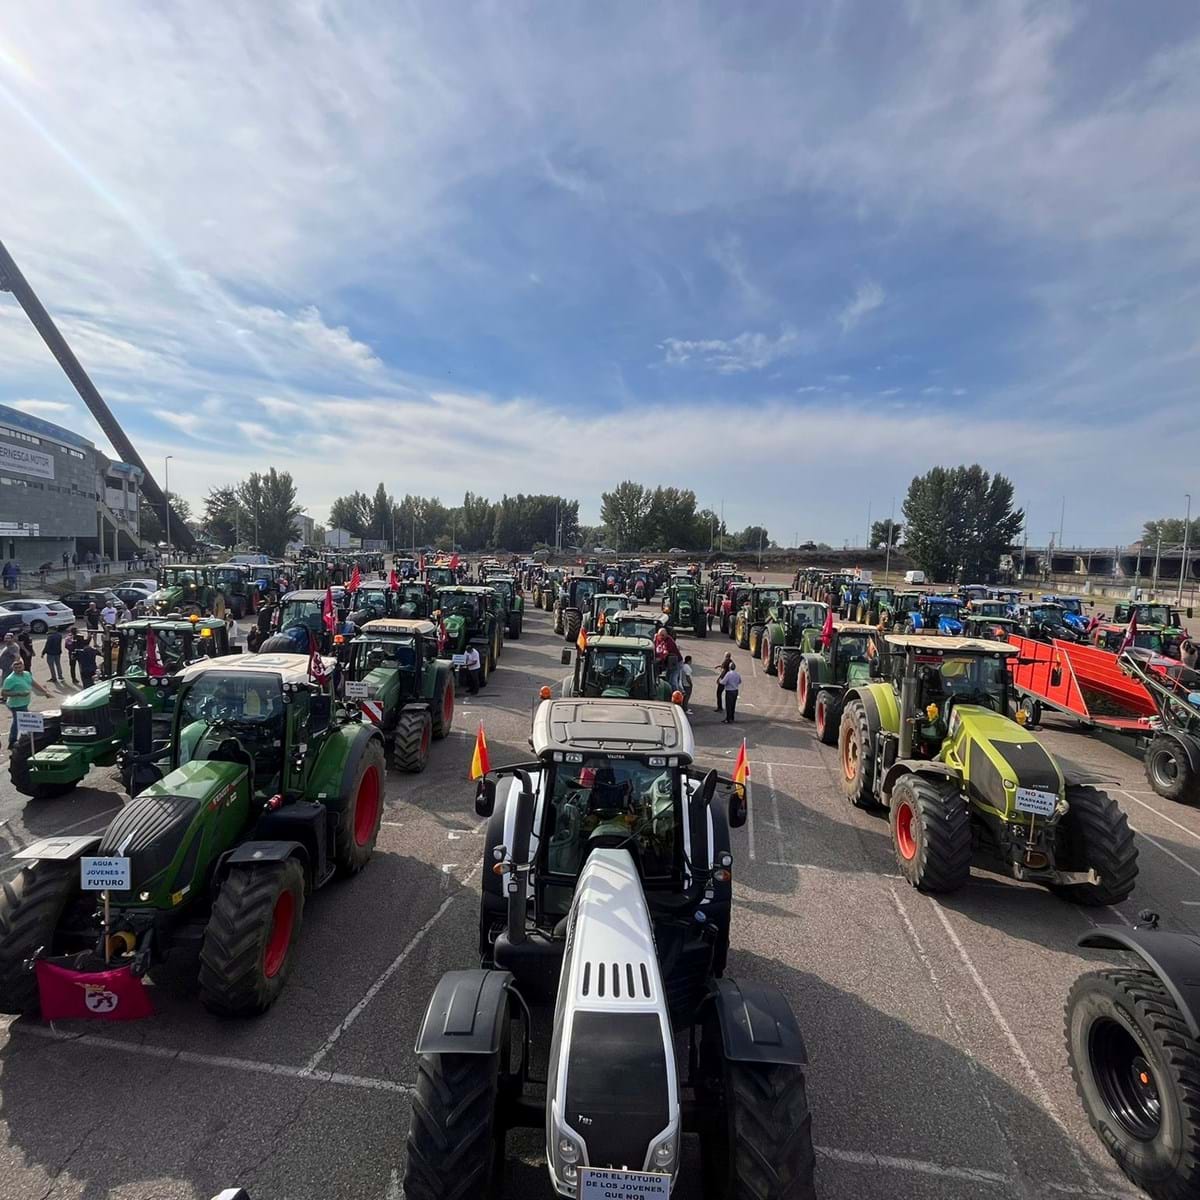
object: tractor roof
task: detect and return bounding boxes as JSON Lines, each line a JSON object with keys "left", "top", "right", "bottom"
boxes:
{"left": 783, "top": 598, "right": 825, "bottom": 608}
{"left": 178, "top": 652, "right": 335, "bottom": 685}
{"left": 834, "top": 622, "right": 878, "bottom": 634}
{"left": 436, "top": 585, "right": 493, "bottom": 594}
{"left": 361, "top": 618, "right": 436, "bottom": 636}
{"left": 584, "top": 634, "right": 656, "bottom": 652}
{"left": 281, "top": 589, "right": 341, "bottom": 601}
{"left": 750, "top": 583, "right": 788, "bottom": 591}
{"left": 610, "top": 610, "right": 662, "bottom": 623}
{"left": 117, "top": 617, "right": 226, "bottom": 633}
{"left": 532, "top": 697, "right": 694, "bottom": 760}
{"left": 884, "top": 634, "right": 1018, "bottom": 655}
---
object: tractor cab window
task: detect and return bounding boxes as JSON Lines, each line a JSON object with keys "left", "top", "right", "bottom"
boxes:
{"left": 544, "top": 757, "right": 678, "bottom": 883}
{"left": 361, "top": 635, "right": 417, "bottom": 671}
{"left": 357, "top": 590, "right": 389, "bottom": 618}
{"left": 162, "top": 568, "right": 201, "bottom": 586}
{"left": 440, "top": 593, "right": 480, "bottom": 619}
{"left": 789, "top": 602, "right": 824, "bottom": 631}
{"left": 924, "top": 600, "right": 961, "bottom": 620}
{"left": 280, "top": 599, "right": 324, "bottom": 633}
{"left": 1028, "top": 605, "right": 1067, "bottom": 626}
{"left": 873, "top": 588, "right": 895, "bottom": 607}
{"left": 121, "top": 627, "right": 188, "bottom": 674}
{"left": 917, "top": 654, "right": 1008, "bottom": 714}
{"left": 1135, "top": 604, "right": 1174, "bottom": 627}
{"left": 213, "top": 568, "right": 243, "bottom": 587}
{"left": 575, "top": 581, "right": 598, "bottom": 606}
{"left": 835, "top": 633, "right": 875, "bottom": 676}
{"left": 180, "top": 672, "right": 286, "bottom": 790}
{"left": 582, "top": 650, "right": 652, "bottom": 698}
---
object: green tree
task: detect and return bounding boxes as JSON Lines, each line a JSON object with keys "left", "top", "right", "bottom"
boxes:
{"left": 239, "top": 469, "right": 302, "bottom": 557}
{"left": 328, "top": 491, "right": 371, "bottom": 538}
{"left": 1142, "top": 517, "right": 1200, "bottom": 546}
{"left": 370, "top": 483, "right": 392, "bottom": 543}
{"left": 647, "top": 487, "right": 700, "bottom": 550}
{"left": 870, "top": 518, "right": 903, "bottom": 549}
{"left": 203, "top": 486, "right": 245, "bottom": 548}
{"left": 733, "top": 525, "right": 770, "bottom": 552}
{"left": 600, "top": 481, "right": 653, "bottom": 550}
{"left": 903, "top": 465, "right": 1023, "bottom": 582}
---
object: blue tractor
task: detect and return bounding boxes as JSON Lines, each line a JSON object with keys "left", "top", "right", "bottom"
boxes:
{"left": 1041, "top": 594, "right": 1089, "bottom": 634}
{"left": 905, "top": 595, "right": 965, "bottom": 635}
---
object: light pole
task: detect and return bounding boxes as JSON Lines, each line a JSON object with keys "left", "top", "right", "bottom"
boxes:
{"left": 1178, "top": 493, "right": 1192, "bottom": 605}
{"left": 163, "top": 455, "right": 174, "bottom": 557}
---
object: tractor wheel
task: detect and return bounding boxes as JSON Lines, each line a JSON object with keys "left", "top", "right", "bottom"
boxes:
{"left": 198, "top": 859, "right": 305, "bottom": 1017}
{"left": 332, "top": 737, "right": 387, "bottom": 876}
{"left": 553, "top": 606, "right": 564, "bottom": 634}
{"left": 1050, "top": 786, "right": 1138, "bottom": 907}
{"left": 838, "top": 699, "right": 877, "bottom": 810}
{"left": 777, "top": 649, "right": 801, "bottom": 690}
{"left": 404, "top": 1049, "right": 504, "bottom": 1200}
{"left": 431, "top": 675, "right": 454, "bottom": 739}
{"left": 9, "top": 734, "right": 78, "bottom": 800}
{"left": 698, "top": 1010, "right": 816, "bottom": 1200}
{"left": 748, "top": 626, "right": 763, "bottom": 657}
{"left": 477, "top": 651, "right": 490, "bottom": 689}
{"left": 230, "top": 596, "right": 245, "bottom": 620}
{"left": 1066, "top": 967, "right": 1200, "bottom": 1200}
{"left": 0, "top": 860, "right": 80, "bottom": 1014}
{"left": 564, "top": 609, "right": 582, "bottom": 644}
{"left": 761, "top": 633, "right": 775, "bottom": 674}
{"left": 1025, "top": 697, "right": 1043, "bottom": 728}
{"left": 258, "top": 633, "right": 296, "bottom": 653}
{"left": 719, "top": 611, "right": 729, "bottom": 635}
{"left": 797, "top": 661, "right": 817, "bottom": 719}
{"left": 394, "top": 709, "right": 433, "bottom": 774}
{"left": 889, "top": 775, "right": 972, "bottom": 893}
{"left": 1144, "top": 736, "right": 1199, "bottom": 804}
{"left": 212, "top": 594, "right": 227, "bottom": 620}
{"left": 814, "top": 690, "right": 840, "bottom": 746}
{"left": 736, "top": 620, "right": 749, "bottom": 650}
{"left": 696, "top": 617, "right": 708, "bottom": 639}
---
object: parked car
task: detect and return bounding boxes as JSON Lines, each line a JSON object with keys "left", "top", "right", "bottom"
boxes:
{"left": 0, "top": 598, "right": 75, "bottom": 634}
{"left": 0, "top": 609, "right": 26, "bottom": 637}
{"left": 113, "top": 585, "right": 155, "bottom": 610}
{"left": 125, "top": 577, "right": 160, "bottom": 593}
{"left": 58, "top": 589, "right": 120, "bottom": 617}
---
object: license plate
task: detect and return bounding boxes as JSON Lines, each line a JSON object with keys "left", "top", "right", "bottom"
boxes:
{"left": 80, "top": 856, "right": 131, "bottom": 892}
{"left": 1015, "top": 787, "right": 1057, "bottom": 817}
{"left": 579, "top": 1167, "right": 671, "bottom": 1198}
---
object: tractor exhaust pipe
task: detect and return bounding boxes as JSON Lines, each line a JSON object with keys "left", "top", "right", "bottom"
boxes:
{"left": 899, "top": 651, "right": 917, "bottom": 760}
{"left": 122, "top": 702, "right": 163, "bottom": 797}
{"left": 505, "top": 772, "right": 535, "bottom": 946}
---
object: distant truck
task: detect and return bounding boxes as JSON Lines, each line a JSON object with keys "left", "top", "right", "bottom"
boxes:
{"left": 904, "top": 570, "right": 926, "bottom": 585}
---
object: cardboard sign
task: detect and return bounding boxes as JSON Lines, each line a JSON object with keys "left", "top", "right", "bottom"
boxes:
{"left": 15, "top": 711, "right": 44, "bottom": 735}
{"left": 344, "top": 680, "right": 369, "bottom": 700}
{"left": 80, "top": 856, "right": 131, "bottom": 892}
{"left": 452, "top": 653, "right": 467, "bottom": 667}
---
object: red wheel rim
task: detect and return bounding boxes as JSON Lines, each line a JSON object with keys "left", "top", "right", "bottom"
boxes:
{"left": 816, "top": 697, "right": 827, "bottom": 737}
{"left": 895, "top": 802, "right": 917, "bottom": 860}
{"left": 799, "top": 671, "right": 809, "bottom": 710}
{"left": 354, "top": 764, "right": 381, "bottom": 847}
{"left": 443, "top": 686, "right": 454, "bottom": 725}
{"left": 264, "top": 889, "right": 295, "bottom": 978}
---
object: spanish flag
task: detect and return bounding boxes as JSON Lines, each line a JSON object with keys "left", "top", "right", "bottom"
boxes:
{"left": 576, "top": 626, "right": 588, "bottom": 654}
{"left": 469, "top": 722, "right": 491, "bottom": 780}
{"left": 733, "top": 738, "right": 750, "bottom": 786}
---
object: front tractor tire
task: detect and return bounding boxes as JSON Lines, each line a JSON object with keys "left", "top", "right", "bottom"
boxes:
{"left": 333, "top": 737, "right": 387, "bottom": 876}
{"left": 553, "top": 605, "right": 564, "bottom": 634}
{"left": 797, "top": 661, "right": 817, "bottom": 719}
{"left": 0, "top": 860, "right": 80, "bottom": 1014}
{"left": 777, "top": 649, "right": 801, "bottom": 690}
{"left": 761, "top": 633, "right": 776, "bottom": 675}
{"left": 1050, "top": 786, "right": 1139, "bottom": 907}
{"left": 748, "top": 625, "right": 764, "bottom": 657}
{"left": 199, "top": 859, "right": 305, "bottom": 1017}
{"left": 394, "top": 709, "right": 433, "bottom": 773}
{"left": 564, "top": 608, "right": 582, "bottom": 644}
{"left": 838, "top": 699, "right": 877, "bottom": 810}
{"left": 889, "top": 775, "right": 972, "bottom": 893}
{"left": 404, "top": 1051, "right": 504, "bottom": 1200}
{"left": 1066, "top": 968, "right": 1200, "bottom": 1200}
{"left": 1144, "top": 736, "right": 1200, "bottom": 805}
{"left": 9, "top": 734, "right": 79, "bottom": 800}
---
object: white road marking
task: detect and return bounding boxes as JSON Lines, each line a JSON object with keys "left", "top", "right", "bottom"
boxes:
{"left": 765, "top": 762, "right": 786, "bottom": 862}
{"left": 815, "top": 1146, "right": 1009, "bottom": 1186}
{"left": 1128, "top": 823, "right": 1200, "bottom": 881}
{"left": 1120, "top": 789, "right": 1200, "bottom": 846}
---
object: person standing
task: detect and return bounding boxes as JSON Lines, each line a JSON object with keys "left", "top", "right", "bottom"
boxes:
{"left": 100, "top": 599, "right": 118, "bottom": 629}
{"left": 43, "top": 628, "right": 64, "bottom": 683}
{"left": 681, "top": 655, "right": 694, "bottom": 712}
{"left": 74, "top": 636, "right": 100, "bottom": 689}
{"left": 722, "top": 660, "right": 743, "bottom": 724}
{"left": 0, "top": 634, "right": 19, "bottom": 684}
{"left": 655, "top": 627, "right": 683, "bottom": 693}
{"left": 715, "top": 651, "right": 734, "bottom": 712}
{"left": 462, "top": 644, "right": 481, "bottom": 695}
{"left": 64, "top": 628, "right": 79, "bottom": 683}
{"left": 2, "top": 661, "right": 48, "bottom": 749}
{"left": 85, "top": 602, "right": 101, "bottom": 633}
{"left": 226, "top": 612, "right": 239, "bottom": 649}
{"left": 17, "top": 630, "right": 34, "bottom": 671}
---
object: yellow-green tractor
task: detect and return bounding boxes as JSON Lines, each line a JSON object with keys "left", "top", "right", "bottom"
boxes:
{"left": 837, "top": 635, "right": 1138, "bottom": 905}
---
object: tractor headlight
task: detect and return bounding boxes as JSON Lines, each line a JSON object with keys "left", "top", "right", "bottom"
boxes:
{"left": 558, "top": 1137, "right": 579, "bottom": 1164}
{"left": 64, "top": 725, "right": 98, "bottom": 737}
{"left": 645, "top": 1126, "right": 680, "bottom": 1175}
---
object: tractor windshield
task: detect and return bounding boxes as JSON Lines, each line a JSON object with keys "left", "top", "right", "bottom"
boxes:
{"left": 1029, "top": 605, "right": 1068, "bottom": 626}
{"left": 575, "top": 581, "right": 598, "bottom": 606}
{"left": 918, "top": 654, "right": 1008, "bottom": 713}
{"left": 213, "top": 568, "right": 244, "bottom": 587}
{"left": 582, "top": 649, "right": 653, "bottom": 698}
{"left": 360, "top": 634, "right": 418, "bottom": 671}
{"left": 615, "top": 618, "right": 659, "bottom": 639}
{"left": 181, "top": 672, "right": 286, "bottom": 728}
{"left": 971, "top": 601, "right": 1009, "bottom": 618}
{"left": 789, "top": 602, "right": 825, "bottom": 632}
{"left": 545, "top": 756, "right": 678, "bottom": 882}
{"left": 872, "top": 588, "right": 895, "bottom": 606}
{"left": 1134, "top": 604, "right": 1174, "bottom": 627}
{"left": 835, "top": 634, "right": 875, "bottom": 674}
{"left": 162, "top": 568, "right": 201, "bottom": 586}
{"left": 280, "top": 599, "right": 324, "bottom": 632}
{"left": 354, "top": 589, "right": 390, "bottom": 618}
{"left": 439, "top": 593, "right": 481, "bottom": 619}
{"left": 925, "top": 600, "right": 961, "bottom": 620}
{"left": 120, "top": 627, "right": 189, "bottom": 674}
{"left": 487, "top": 579, "right": 514, "bottom": 602}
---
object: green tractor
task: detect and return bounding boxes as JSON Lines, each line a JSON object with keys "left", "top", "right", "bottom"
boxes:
{"left": 796, "top": 623, "right": 881, "bottom": 745}
{"left": 484, "top": 573, "right": 525, "bottom": 639}
{"left": 147, "top": 565, "right": 227, "bottom": 618}
{"left": 0, "top": 652, "right": 386, "bottom": 1018}
{"left": 761, "top": 599, "right": 828, "bottom": 684}
{"left": 435, "top": 585, "right": 502, "bottom": 673}
{"left": 878, "top": 589, "right": 923, "bottom": 630}
{"left": 663, "top": 579, "right": 707, "bottom": 637}
{"left": 553, "top": 574, "right": 601, "bottom": 640}
{"left": 11, "top": 617, "right": 233, "bottom": 801}
{"left": 732, "top": 584, "right": 792, "bottom": 655}
{"left": 347, "top": 582, "right": 399, "bottom": 627}
{"left": 346, "top": 619, "right": 456, "bottom": 772}
{"left": 837, "top": 635, "right": 1139, "bottom": 905}
{"left": 582, "top": 591, "right": 634, "bottom": 635}
{"left": 855, "top": 585, "right": 896, "bottom": 625}
{"left": 211, "top": 564, "right": 265, "bottom": 619}
{"left": 536, "top": 567, "right": 563, "bottom": 611}
{"left": 560, "top": 634, "right": 674, "bottom": 700}
{"left": 422, "top": 563, "right": 457, "bottom": 588}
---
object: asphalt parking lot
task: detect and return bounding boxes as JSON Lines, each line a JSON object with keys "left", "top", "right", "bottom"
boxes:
{"left": 1, "top": 584, "right": 1195, "bottom": 1199}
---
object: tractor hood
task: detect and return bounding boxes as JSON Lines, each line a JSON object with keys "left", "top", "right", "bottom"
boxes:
{"left": 362, "top": 665, "right": 401, "bottom": 700}
{"left": 955, "top": 707, "right": 1064, "bottom": 818}
{"left": 60, "top": 679, "right": 113, "bottom": 716}
{"left": 443, "top": 614, "right": 468, "bottom": 648}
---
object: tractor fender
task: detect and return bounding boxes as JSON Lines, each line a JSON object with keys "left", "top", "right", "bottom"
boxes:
{"left": 414, "top": 968, "right": 516, "bottom": 1055}
{"left": 400, "top": 701, "right": 431, "bottom": 714}
{"left": 1078, "top": 926, "right": 1200, "bottom": 1039}
{"left": 881, "top": 760, "right": 959, "bottom": 797}
{"left": 844, "top": 682, "right": 900, "bottom": 735}
{"left": 909, "top": 612, "right": 926, "bottom": 631}
{"left": 311, "top": 722, "right": 384, "bottom": 813}
{"left": 13, "top": 833, "right": 102, "bottom": 863}
{"left": 704, "top": 977, "right": 808, "bottom": 1067}
{"left": 217, "top": 839, "right": 310, "bottom": 882}
{"left": 800, "top": 653, "right": 824, "bottom": 683}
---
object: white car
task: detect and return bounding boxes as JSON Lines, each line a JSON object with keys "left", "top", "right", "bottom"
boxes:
{"left": 126, "top": 578, "right": 159, "bottom": 592}
{"left": 0, "top": 598, "right": 75, "bottom": 634}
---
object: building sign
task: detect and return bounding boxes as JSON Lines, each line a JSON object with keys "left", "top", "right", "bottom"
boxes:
{"left": 0, "top": 440, "right": 54, "bottom": 480}
{"left": 0, "top": 523, "right": 39, "bottom": 537}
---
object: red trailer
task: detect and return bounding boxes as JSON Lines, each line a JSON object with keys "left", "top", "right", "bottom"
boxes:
{"left": 1007, "top": 635, "right": 1155, "bottom": 732}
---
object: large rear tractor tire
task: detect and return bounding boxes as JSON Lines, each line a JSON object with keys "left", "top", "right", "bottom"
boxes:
{"left": 0, "top": 861, "right": 80, "bottom": 1014}
{"left": 889, "top": 775, "right": 972, "bottom": 893}
{"left": 797, "top": 661, "right": 817, "bottom": 719}
{"left": 1066, "top": 968, "right": 1200, "bottom": 1200}
{"left": 1145, "top": 736, "right": 1199, "bottom": 805}
{"left": 333, "top": 737, "right": 387, "bottom": 876}
{"left": 405, "top": 1050, "right": 504, "bottom": 1200}
{"left": 736, "top": 620, "right": 750, "bottom": 650}
{"left": 838, "top": 699, "right": 877, "bottom": 810}
{"left": 553, "top": 605, "right": 564, "bottom": 633}
{"left": 564, "top": 609, "right": 582, "bottom": 644}
{"left": 748, "top": 626, "right": 763, "bottom": 657}
{"left": 199, "top": 859, "right": 305, "bottom": 1017}
{"left": 394, "top": 709, "right": 433, "bottom": 773}
{"left": 777, "top": 649, "right": 800, "bottom": 691}
{"left": 761, "top": 633, "right": 776, "bottom": 675}
{"left": 1050, "top": 786, "right": 1138, "bottom": 906}
{"left": 9, "top": 735, "right": 79, "bottom": 800}
{"left": 814, "top": 690, "right": 840, "bottom": 746}
{"left": 431, "top": 675, "right": 455, "bottom": 739}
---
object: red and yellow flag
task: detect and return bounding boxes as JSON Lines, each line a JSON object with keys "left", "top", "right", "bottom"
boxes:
{"left": 733, "top": 738, "right": 750, "bottom": 786}
{"left": 576, "top": 626, "right": 588, "bottom": 654}
{"left": 469, "top": 722, "right": 491, "bottom": 780}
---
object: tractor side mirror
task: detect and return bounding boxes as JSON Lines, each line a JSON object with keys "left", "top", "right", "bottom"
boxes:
{"left": 475, "top": 776, "right": 496, "bottom": 817}
{"left": 560, "top": 648, "right": 572, "bottom": 665}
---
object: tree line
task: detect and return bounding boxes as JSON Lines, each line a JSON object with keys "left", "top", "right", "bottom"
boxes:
{"left": 598, "top": 481, "right": 768, "bottom": 553}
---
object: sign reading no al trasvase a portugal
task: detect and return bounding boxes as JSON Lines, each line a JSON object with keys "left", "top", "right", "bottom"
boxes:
{"left": 0, "top": 440, "right": 54, "bottom": 480}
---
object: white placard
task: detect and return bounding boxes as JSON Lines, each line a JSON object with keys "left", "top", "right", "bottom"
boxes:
{"left": 0, "top": 440, "right": 54, "bottom": 480}
{"left": 1015, "top": 787, "right": 1057, "bottom": 817}
{"left": 344, "top": 680, "right": 369, "bottom": 699}
{"left": 15, "top": 711, "right": 44, "bottom": 734}
{"left": 452, "top": 653, "right": 467, "bottom": 667}
{"left": 80, "top": 856, "right": 131, "bottom": 892}
{"left": 579, "top": 1168, "right": 670, "bottom": 1199}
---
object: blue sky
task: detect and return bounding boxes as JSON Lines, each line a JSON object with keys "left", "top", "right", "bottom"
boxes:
{"left": 1, "top": 2, "right": 1198, "bottom": 544}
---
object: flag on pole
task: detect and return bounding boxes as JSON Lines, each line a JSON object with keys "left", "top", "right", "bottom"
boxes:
{"left": 576, "top": 625, "right": 588, "bottom": 654}
{"left": 733, "top": 738, "right": 750, "bottom": 786}
{"left": 1119, "top": 608, "right": 1138, "bottom": 652}
{"left": 819, "top": 606, "right": 835, "bottom": 650}
{"left": 437, "top": 618, "right": 449, "bottom": 654}
{"left": 448, "top": 553, "right": 460, "bottom": 571}
{"left": 308, "top": 645, "right": 330, "bottom": 685}
{"left": 346, "top": 565, "right": 362, "bottom": 593}
{"left": 322, "top": 586, "right": 336, "bottom": 632}
{"left": 388, "top": 569, "right": 400, "bottom": 592}
{"left": 469, "top": 722, "right": 491, "bottom": 780}
{"left": 145, "top": 628, "right": 165, "bottom": 678}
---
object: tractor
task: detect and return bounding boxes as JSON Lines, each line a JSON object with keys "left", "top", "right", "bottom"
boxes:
{"left": 1014, "top": 601, "right": 1086, "bottom": 645}
{"left": 878, "top": 589, "right": 923, "bottom": 630}
{"left": 837, "top": 635, "right": 1139, "bottom": 905}
{"left": 796, "top": 623, "right": 881, "bottom": 745}
{"left": 904, "top": 595, "right": 965, "bottom": 635}
{"left": 436, "top": 585, "right": 503, "bottom": 674}
{"left": 629, "top": 566, "right": 654, "bottom": 601}
{"left": 1040, "top": 594, "right": 1092, "bottom": 635}
{"left": 404, "top": 697, "right": 815, "bottom": 1200}
{"left": 582, "top": 592, "right": 635, "bottom": 636}
{"left": 346, "top": 582, "right": 398, "bottom": 627}
{"left": 662, "top": 579, "right": 707, "bottom": 637}
{"left": 732, "top": 584, "right": 791, "bottom": 656}
{"left": 147, "top": 565, "right": 226, "bottom": 618}
{"left": 608, "top": 609, "right": 666, "bottom": 640}
{"left": 1113, "top": 600, "right": 1191, "bottom": 630}
{"left": 11, "top": 617, "right": 233, "bottom": 801}
{"left": 485, "top": 573, "right": 525, "bottom": 639}
{"left": 346, "top": 619, "right": 456, "bottom": 772}
{"left": 855, "top": 585, "right": 896, "bottom": 625}
{"left": 961, "top": 613, "right": 1019, "bottom": 642}
{"left": 0, "top": 653, "right": 386, "bottom": 1018}
{"left": 394, "top": 581, "right": 434, "bottom": 621}
{"left": 210, "top": 564, "right": 264, "bottom": 620}
{"left": 423, "top": 563, "right": 457, "bottom": 588}
{"left": 707, "top": 571, "right": 746, "bottom": 629}
{"left": 762, "top": 599, "right": 828, "bottom": 686}
{"left": 553, "top": 575, "right": 602, "bottom": 641}
{"left": 837, "top": 578, "right": 871, "bottom": 620}
{"left": 559, "top": 635, "right": 674, "bottom": 701}
{"left": 259, "top": 589, "right": 346, "bottom": 655}
{"left": 1121, "top": 649, "right": 1200, "bottom": 805}
{"left": 719, "top": 583, "right": 755, "bottom": 636}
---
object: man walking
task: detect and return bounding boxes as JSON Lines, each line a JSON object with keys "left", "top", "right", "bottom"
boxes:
{"left": 74, "top": 637, "right": 100, "bottom": 689}
{"left": 43, "top": 628, "right": 64, "bottom": 683}
{"left": 85, "top": 602, "right": 101, "bottom": 633}
{"left": 2, "top": 660, "right": 47, "bottom": 750}
{"left": 64, "top": 628, "right": 79, "bottom": 683}
{"left": 722, "top": 660, "right": 742, "bottom": 724}
{"left": 715, "top": 652, "right": 733, "bottom": 712}
{"left": 681, "top": 655, "right": 694, "bottom": 712}
{"left": 462, "top": 644, "right": 481, "bottom": 695}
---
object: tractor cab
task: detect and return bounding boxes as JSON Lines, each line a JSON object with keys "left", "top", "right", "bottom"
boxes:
{"left": 907, "top": 595, "right": 964, "bottom": 635}
{"left": 607, "top": 609, "right": 665, "bottom": 640}
{"left": 966, "top": 599, "right": 1013, "bottom": 620}
{"left": 1114, "top": 601, "right": 1190, "bottom": 629}
{"left": 561, "top": 635, "right": 672, "bottom": 701}
{"left": 269, "top": 589, "right": 345, "bottom": 654}
{"left": 211, "top": 564, "right": 261, "bottom": 620}
{"left": 423, "top": 565, "right": 457, "bottom": 588}
{"left": 959, "top": 584, "right": 990, "bottom": 603}
{"left": 395, "top": 582, "right": 433, "bottom": 620}
{"left": 663, "top": 579, "right": 705, "bottom": 637}
{"left": 1018, "top": 602, "right": 1084, "bottom": 644}
{"left": 566, "top": 575, "right": 602, "bottom": 609}
{"left": 882, "top": 590, "right": 923, "bottom": 628}
{"left": 857, "top": 586, "right": 896, "bottom": 624}
{"left": 149, "top": 564, "right": 223, "bottom": 618}
{"left": 352, "top": 619, "right": 433, "bottom": 683}
{"left": 732, "top": 585, "right": 791, "bottom": 656}
{"left": 347, "top": 584, "right": 395, "bottom": 626}
{"left": 1091, "top": 624, "right": 1169, "bottom": 656}
{"left": 1041, "top": 595, "right": 1090, "bottom": 632}
{"left": 583, "top": 592, "right": 634, "bottom": 635}
{"left": 118, "top": 617, "right": 229, "bottom": 680}
{"left": 962, "top": 614, "right": 1019, "bottom": 642}
{"left": 629, "top": 568, "right": 653, "bottom": 600}
{"left": 485, "top": 573, "right": 525, "bottom": 639}
{"left": 435, "top": 585, "right": 501, "bottom": 670}
{"left": 795, "top": 622, "right": 882, "bottom": 740}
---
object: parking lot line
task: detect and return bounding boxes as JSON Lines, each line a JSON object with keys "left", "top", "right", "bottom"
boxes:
{"left": 1127, "top": 822, "right": 1200, "bottom": 882}
{"left": 815, "top": 1146, "right": 1008, "bottom": 1187}
{"left": 1120, "top": 789, "right": 1200, "bottom": 846}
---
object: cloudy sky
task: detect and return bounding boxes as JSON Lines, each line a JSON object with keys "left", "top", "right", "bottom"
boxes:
{"left": 1, "top": 2, "right": 1198, "bottom": 544}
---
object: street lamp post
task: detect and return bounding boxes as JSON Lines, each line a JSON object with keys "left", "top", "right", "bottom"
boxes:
{"left": 1178, "top": 493, "right": 1192, "bottom": 606}
{"left": 163, "top": 455, "right": 174, "bottom": 558}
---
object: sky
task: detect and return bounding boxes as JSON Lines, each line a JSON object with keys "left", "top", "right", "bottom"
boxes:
{"left": 1, "top": 1, "right": 1198, "bottom": 546}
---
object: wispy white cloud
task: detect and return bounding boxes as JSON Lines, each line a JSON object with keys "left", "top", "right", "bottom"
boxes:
{"left": 660, "top": 328, "right": 806, "bottom": 374}
{"left": 7, "top": 398, "right": 71, "bottom": 416}
{"left": 838, "top": 281, "right": 885, "bottom": 333}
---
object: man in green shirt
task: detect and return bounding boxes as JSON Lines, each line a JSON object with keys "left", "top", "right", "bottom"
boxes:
{"left": 2, "top": 664, "right": 48, "bottom": 749}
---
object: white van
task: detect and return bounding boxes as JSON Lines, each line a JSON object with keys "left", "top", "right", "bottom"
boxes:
{"left": 904, "top": 569, "right": 926, "bottom": 585}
